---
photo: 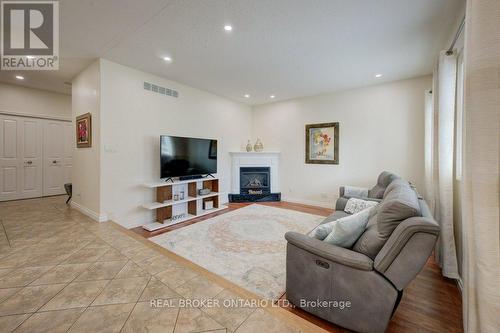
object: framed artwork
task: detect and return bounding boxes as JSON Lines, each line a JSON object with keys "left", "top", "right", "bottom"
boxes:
{"left": 76, "top": 113, "right": 92, "bottom": 148}
{"left": 305, "top": 122, "right": 339, "bottom": 164}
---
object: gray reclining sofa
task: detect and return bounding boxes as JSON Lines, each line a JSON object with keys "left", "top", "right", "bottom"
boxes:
{"left": 284, "top": 172, "right": 440, "bottom": 333}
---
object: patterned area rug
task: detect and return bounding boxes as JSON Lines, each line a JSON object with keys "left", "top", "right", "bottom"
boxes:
{"left": 150, "top": 204, "right": 324, "bottom": 299}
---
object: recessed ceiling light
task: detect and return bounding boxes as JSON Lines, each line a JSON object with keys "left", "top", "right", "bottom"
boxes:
{"left": 244, "top": 94, "right": 250, "bottom": 98}
{"left": 163, "top": 56, "right": 172, "bottom": 63}
{"left": 375, "top": 74, "right": 383, "bottom": 78}
{"left": 26, "top": 56, "right": 35, "bottom": 59}
{"left": 15, "top": 75, "right": 24, "bottom": 80}
{"left": 270, "top": 95, "right": 275, "bottom": 99}
{"left": 224, "top": 25, "right": 233, "bottom": 32}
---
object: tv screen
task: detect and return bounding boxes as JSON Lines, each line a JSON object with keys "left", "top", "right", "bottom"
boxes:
{"left": 160, "top": 136, "right": 217, "bottom": 178}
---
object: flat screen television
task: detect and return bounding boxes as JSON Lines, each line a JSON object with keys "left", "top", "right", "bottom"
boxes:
{"left": 160, "top": 135, "right": 217, "bottom": 179}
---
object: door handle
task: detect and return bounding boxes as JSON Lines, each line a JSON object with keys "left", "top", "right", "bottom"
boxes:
{"left": 26, "top": 160, "right": 33, "bottom": 165}
{"left": 52, "top": 160, "right": 57, "bottom": 164}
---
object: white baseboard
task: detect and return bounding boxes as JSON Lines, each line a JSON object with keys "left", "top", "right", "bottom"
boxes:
{"left": 281, "top": 196, "right": 334, "bottom": 209}
{"left": 70, "top": 201, "right": 108, "bottom": 222}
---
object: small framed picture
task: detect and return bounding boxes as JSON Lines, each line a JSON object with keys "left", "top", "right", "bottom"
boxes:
{"left": 305, "top": 122, "right": 339, "bottom": 164}
{"left": 76, "top": 113, "right": 92, "bottom": 148}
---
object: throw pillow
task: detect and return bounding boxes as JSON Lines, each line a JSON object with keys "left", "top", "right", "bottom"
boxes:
{"left": 323, "top": 206, "right": 375, "bottom": 248}
{"left": 309, "top": 221, "right": 336, "bottom": 241}
{"left": 344, "top": 198, "right": 378, "bottom": 214}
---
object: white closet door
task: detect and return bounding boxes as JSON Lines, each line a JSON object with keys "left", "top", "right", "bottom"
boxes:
{"left": 43, "top": 120, "right": 66, "bottom": 196}
{"left": 19, "top": 117, "right": 43, "bottom": 199}
{"left": 0, "top": 116, "right": 20, "bottom": 201}
{"left": 0, "top": 115, "right": 43, "bottom": 201}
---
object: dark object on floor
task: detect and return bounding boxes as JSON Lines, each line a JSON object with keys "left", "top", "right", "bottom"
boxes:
{"left": 228, "top": 192, "right": 281, "bottom": 202}
{"left": 64, "top": 183, "right": 72, "bottom": 204}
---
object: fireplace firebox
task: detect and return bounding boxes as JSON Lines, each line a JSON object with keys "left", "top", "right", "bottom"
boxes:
{"left": 229, "top": 166, "right": 280, "bottom": 202}
{"left": 240, "top": 167, "right": 271, "bottom": 195}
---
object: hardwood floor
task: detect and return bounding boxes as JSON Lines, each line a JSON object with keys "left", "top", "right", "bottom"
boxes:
{"left": 131, "top": 201, "right": 463, "bottom": 333}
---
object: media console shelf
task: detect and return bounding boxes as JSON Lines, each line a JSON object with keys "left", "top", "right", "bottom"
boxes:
{"left": 141, "top": 177, "right": 227, "bottom": 232}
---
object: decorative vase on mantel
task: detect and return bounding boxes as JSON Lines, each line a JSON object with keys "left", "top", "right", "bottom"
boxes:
{"left": 254, "top": 138, "right": 264, "bottom": 152}
{"left": 246, "top": 140, "right": 253, "bottom": 152}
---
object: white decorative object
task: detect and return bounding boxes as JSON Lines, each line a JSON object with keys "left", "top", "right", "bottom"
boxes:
{"left": 204, "top": 200, "right": 214, "bottom": 210}
{"left": 254, "top": 138, "right": 264, "bottom": 152}
{"left": 229, "top": 151, "right": 280, "bottom": 194}
{"left": 246, "top": 140, "right": 253, "bottom": 152}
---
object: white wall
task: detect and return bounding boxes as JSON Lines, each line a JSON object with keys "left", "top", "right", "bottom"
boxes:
{"left": 252, "top": 76, "right": 432, "bottom": 207}
{"left": 71, "top": 60, "right": 102, "bottom": 219}
{"left": 0, "top": 82, "right": 71, "bottom": 119}
{"left": 99, "top": 59, "right": 253, "bottom": 228}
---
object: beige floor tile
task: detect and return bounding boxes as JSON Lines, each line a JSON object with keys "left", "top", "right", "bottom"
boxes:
{"left": 21, "top": 251, "right": 72, "bottom": 267}
{"left": 115, "top": 261, "right": 150, "bottom": 279}
{"left": 92, "top": 276, "right": 149, "bottom": 306}
{"left": 82, "top": 239, "right": 110, "bottom": 249}
{"left": 0, "top": 268, "right": 14, "bottom": 278}
{"left": 40, "top": 280, "right": 109, "bottom": 311}
{"left": 202, "top": 289, "right": 257, "bottom": 332}
{"left": 0, "top": 266, "right": 53, "bottom": 288}
{"left": 0, "top": 284, "right": 66, "bottom": 316}
{"left": 0, "top": 314, "right": 30, "bottom": 332}
{"left": 96, "top": 248, "right": 127, "bottom": 262}
{"left": 234, "top": 308, "right": 299, "bottom": 333}
{"left": 156, "top": 264, "right": 198, "bottom": 289}
{"left": 14, "top": 308, "right": 85, "bottom": 333}
{"left": 121, "top": 301, "right": 179, "bottom": 333}
{"left": 74, "top": 261, "right": 127, "bottom": 281}
{"left": 174, "top": 307, "right": 225, "bottom": 333}
{"left": 30, "top": 263, "right": 90, "bottom": 285}
{"left": 0, "top": 287, "right": 21, "bottom": 303}
{"left": 123, "top": 247, "right": 158, "bottom": 262}
{"left": 67, "top": 303, "right": 135, "bottom": 333}
{"left": 139, "top": 277, "right": 180, "bottom": 302}
{"left": 64, "top": 247, "right": 109, "bottom": 264}
{"left": 137, "top": 255, "right": 175, "bottom": 275}
{"left": 175, "top": 275, "right": 224, "bottom": 301}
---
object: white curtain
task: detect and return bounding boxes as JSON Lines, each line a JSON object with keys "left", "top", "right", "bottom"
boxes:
{"left": 461, "top": 0, "right": 500, "bottom": 331}
{"left": 424, "top": 51, "right": 460, "bottom": 279}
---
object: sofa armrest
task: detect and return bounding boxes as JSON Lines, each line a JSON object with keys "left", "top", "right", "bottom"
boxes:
{"left": 335, "top": 197, "right": 349, "bottom": 211}
{"left": 374, "top": 217, "right": 440, "bottom": 273}
{"left": 374, "top": 216, "right": 439, "bottom": 290}
{"left": 285, "top": 232, "right": 373, "bottom": 271}
{"left": 340, "top": 185, "right": 369, "bottom": 198}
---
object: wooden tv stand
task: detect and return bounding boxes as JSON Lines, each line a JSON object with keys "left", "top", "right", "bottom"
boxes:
{"left": 140, "top": 177, "right": 226, "bottom": 231}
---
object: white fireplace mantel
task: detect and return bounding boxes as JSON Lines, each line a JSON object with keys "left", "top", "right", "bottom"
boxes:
{"left": 229, "top": 152, "right": 280, "bottom": 194}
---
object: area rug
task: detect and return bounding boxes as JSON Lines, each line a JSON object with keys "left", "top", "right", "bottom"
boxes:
{"left": 150, "top": 204, "right": 324, "bottom": 299}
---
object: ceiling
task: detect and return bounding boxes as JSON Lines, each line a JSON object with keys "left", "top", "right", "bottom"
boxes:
{"left": 0, "top": 0, "right": 464, "bottom": 105}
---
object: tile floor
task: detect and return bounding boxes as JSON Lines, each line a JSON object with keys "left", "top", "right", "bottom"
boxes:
{"left": 0, "top": 196, "right": 305, "bottom": 333}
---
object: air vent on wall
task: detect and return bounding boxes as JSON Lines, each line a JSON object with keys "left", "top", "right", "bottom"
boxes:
{"left": 143, "top": 81, "right": 179, "bottom": 98}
